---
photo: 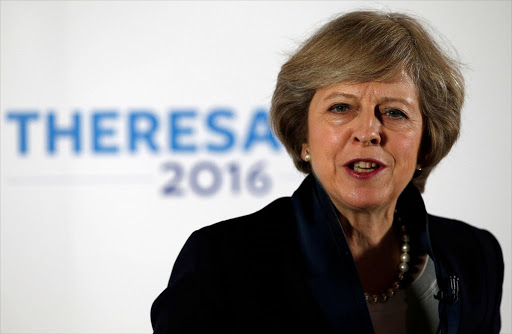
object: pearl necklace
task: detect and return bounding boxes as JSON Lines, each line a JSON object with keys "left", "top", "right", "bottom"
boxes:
{"left": 364, "top": 217, "right": 411, "bottom": 304}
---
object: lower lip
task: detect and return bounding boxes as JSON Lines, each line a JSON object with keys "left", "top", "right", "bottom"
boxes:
{"left": 344, "top": 166, "right": 385, "bottom": 179}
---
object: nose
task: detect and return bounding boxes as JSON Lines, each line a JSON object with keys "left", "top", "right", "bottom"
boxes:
{"left": 353, "top": 109, "right": 381, "bottom": 146}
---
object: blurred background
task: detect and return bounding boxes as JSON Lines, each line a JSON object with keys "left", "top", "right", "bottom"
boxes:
{"left": 1, "top": 1, "right": 510, "bottom": 333}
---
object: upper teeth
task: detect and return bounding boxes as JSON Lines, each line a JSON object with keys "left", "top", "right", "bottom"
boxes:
{"left": 353, "top": 161, "right": 377, "bottom": 168}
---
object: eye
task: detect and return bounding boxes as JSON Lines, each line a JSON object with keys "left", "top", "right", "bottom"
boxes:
{"left": 383, "top": 108, "right": 408, "bottom": 119}
{"left": 327, "top": 103, "right": 351, "bottom": 113}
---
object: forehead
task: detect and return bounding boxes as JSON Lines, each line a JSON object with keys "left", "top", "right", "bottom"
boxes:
{"left": 316, "top": 72, "right": 418, "bottom": 102}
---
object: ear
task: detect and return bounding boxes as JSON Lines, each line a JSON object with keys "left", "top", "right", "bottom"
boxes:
{"left": 301, "top": 144, "right": 309, "bottom": 160}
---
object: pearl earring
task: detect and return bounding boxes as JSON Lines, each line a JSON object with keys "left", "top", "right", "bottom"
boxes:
{"left": 416, "top": 165, "right": 422, "bottom": 171}
{"left": 304, "top": 152, "right": 311, "bottom": 162}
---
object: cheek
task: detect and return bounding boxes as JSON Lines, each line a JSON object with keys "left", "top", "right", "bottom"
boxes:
{"left": 308, "top": 127, "right": 345, "bottom": 172}
{"left": 309, "top": 128, "right": 345, "bottom": 156}
{"left": 397, "top": 132, "right": 423, "bottom": 167}
{"left": 308, "top": 115, "right": 347, "bottom": 144}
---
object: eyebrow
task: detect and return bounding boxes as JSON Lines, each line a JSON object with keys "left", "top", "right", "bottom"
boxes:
{"left": 323, "top": 92, "right": 357, "bottom": 100}
{"left": 380, "top": 96, "right": 415, "bottom": 107}
{"left": 323, "top": 92, "right": 415, "bottom": 107}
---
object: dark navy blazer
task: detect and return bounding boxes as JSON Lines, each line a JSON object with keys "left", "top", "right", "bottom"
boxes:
{"left": 151, "top": 175, "right": 503, "bottom": 333}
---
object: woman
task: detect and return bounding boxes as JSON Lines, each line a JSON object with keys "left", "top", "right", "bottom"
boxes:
{"left": 151, "top": 10, "right": 503, "bottom": 334}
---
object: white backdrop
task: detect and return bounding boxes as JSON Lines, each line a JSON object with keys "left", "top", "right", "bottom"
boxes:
{"left": 1, "top": 1, "right": 510, "bottom": 333}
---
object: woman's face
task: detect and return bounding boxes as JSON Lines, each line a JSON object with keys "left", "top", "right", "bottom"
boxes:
{"left": 303, "top": 73, "right": 423, "bottom": 213}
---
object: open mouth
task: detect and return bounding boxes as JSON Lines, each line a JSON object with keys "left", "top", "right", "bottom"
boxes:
{"left": 349, "top": 161, "right": 381, "bottom": 173}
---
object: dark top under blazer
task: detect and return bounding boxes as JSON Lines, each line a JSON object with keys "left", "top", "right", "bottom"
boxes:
{"left": 151, "top": 175, "right": 503, "bottom": 334}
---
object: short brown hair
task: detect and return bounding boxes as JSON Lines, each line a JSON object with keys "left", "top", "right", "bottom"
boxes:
{"left": 270, "top": 10, "right": 464, "bottom": 192}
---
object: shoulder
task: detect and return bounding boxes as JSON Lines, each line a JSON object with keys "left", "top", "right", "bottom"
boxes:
{"left": 183, "top": 197, "right": 297, "bottom": 264}
{"left": 427, "top": 213, "right": 503, "bottom": 286}
{"left": 164, "top": 197, "right": 296, "bottom": 284}
{"left": 193, "top": 196, "right": 295, "bottom": 242}
{"left": 427, "top": 214, "right": 501, "bottom": 253}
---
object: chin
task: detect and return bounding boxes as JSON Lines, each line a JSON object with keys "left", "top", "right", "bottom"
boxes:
{"left": 344, "top": 198, "right": 388, "bottom": 211}
{"left": 337, "top": 188, "right": 395, "bottom": 212}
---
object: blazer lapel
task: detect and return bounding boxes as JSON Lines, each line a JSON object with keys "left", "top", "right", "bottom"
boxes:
{"left": 291, "top": 175, "right": 374, "bottom": 334}
{"left": 397, "top": 183, "right": 462, "bottom": 334}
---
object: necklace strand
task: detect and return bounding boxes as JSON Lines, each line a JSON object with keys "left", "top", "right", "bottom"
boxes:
{"left": 364, "top": 215, "right": 411, "bottom": 304}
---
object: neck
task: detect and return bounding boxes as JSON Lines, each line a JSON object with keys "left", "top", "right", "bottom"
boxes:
{"left": 336, "top": 204, "right": 397, "bottom": 258}
{"left": 335, "top": 203, "right": 402, "bottom": 295}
